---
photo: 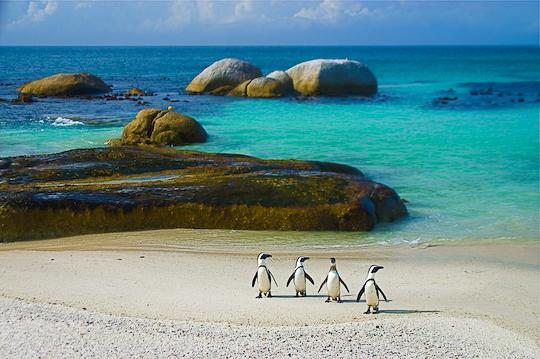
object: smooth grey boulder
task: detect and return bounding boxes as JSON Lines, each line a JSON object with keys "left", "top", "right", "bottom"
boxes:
{"left": 186, "top": 58, "right": 262, "bottom": 94}
{"left": 286, "top": 59, "right": 377, "bottom": 96}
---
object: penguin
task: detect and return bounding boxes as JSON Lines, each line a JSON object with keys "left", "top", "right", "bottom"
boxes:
{"left": 286, "top": 256, "right": 315, "bottom": 296}
{"left": 356, "top": 265, "right": 388, "bottom": 314}
{"left": 318, "top": 258, "right": 350, "bottom": 303}
{"left": 251, "top": 252, "right": 278, "bottom": 298}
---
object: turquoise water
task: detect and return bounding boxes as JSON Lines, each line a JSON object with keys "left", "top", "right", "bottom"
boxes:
{"left": 0, "top": 46, "right": 539, "bottom": 243}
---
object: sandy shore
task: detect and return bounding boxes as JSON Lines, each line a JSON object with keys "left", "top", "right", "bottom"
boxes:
{"left": 0, "top": 230, "right": 538, "bottom": 357}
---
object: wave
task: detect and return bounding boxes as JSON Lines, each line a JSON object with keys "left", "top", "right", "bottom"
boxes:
{"left": 49, "top": 117, "right": 84, "bottom": 127}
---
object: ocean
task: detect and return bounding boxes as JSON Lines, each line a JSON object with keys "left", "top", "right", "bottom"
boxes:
{"left": 0, "top": 46, "right": 538, "bottom": 245}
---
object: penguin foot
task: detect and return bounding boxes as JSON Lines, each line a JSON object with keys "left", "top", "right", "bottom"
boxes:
{"left": 325, "top": 297, "right": 330, "bottom": 303}
{"left": 267, "top": 292, "right": 272, "bottom": 298}
{"left": 373, "top": 307, "right": 379, "bottom": 314}
{"left": 364, "top": 307, "right": 371, "bottom": 314}
{"left": 337, "top": 298, "right": 343, "bottom": 303}
{"left": 295, "top": 292, "right": 299, "bottom": 297}
{"left": 256, "top": 294, "right": 262, "bottom": 299}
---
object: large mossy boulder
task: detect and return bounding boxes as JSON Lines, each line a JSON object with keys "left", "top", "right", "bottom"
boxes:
{"left": 17, "top": 73, "right": 110, "bottom": 97}
{"left": 186, "top": 58, "right": 262, "bottom": 94}
{"left": 286, "top": 59, "right": 377, "bottom": 97}
{"left": 0, "top": 147, "right": 407, "bottom": 241}
{"left": 113, "top": 108, "right": 207, "bottom": 146}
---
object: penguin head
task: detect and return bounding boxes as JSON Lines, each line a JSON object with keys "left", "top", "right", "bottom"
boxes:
{"left": 329, "top": 257, "right": 337, "bottom": 270}
{"left": 257, "top": 252, "right": 272, "bottom": 264}
{"left": 330, "top": 257, "right": 336, "bottom": 264}
{"left": 368, "top": 265, "right": 384, "bottom": 278}
{"left": 296, "top": 256, "right": 310, "bottom": 267}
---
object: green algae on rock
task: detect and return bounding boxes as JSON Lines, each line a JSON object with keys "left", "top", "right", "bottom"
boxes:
{"left": 109, "top": 108, "right": 208, "bottom": 146}
{"left": 0, "top": 146, "right": 407, "bottom": 242}
{"left": 17, "top": 73, "right": 110, "bottom": 97}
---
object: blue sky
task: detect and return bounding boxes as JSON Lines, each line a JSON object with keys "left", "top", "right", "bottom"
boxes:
{"left": 0, "top": 0, "right": 538, "bottom": 46}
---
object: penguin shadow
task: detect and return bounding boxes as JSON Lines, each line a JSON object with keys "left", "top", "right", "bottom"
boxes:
{"left": 378, "top": 309, "right": 440, "bottom": 315}
{"left": 341, "top": 297, "right": 392, "bottom": 304}
{"left": 270, "top": 294, "right": 329, "bottom": 299}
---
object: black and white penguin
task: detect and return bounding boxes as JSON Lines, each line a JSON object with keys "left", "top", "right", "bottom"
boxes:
{"left": 286, "top": 256, "right": 315, "bottom": 296}
{"left": 251, "top": 252, "right": 278, "bottom": 298}
{"left": 356, "top": 265, "right": 388, "bottom": 314}
{"left": 318, "top": 258, "right": 350, "bottom": 303}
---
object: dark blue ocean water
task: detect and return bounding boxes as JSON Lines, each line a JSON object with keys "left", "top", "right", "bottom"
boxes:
{"left": 0, "top": 46, "right": 539, "bottom": 244}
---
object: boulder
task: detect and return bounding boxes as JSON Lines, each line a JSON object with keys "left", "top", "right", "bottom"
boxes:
{"left": 116, "top": 108, "right": 207, "bottom": 146}
{"left": 227, "top": 80, "right": 251, "bottom": 97}
{"left": 186, "top": 58, "right": 262, "bottom": 94}
{"left": 17, "top": 73, "right": 110, "bottom": 97}
{"left": 286, "top": 59, "right": 377, "bottom": 96}
{"left": 266, "top": 70, "right": 294, "bottom": 89}
{"left": 0, "top": 146, "right": 407, "bottom": 241}
{"left": 246, "top": 73, "right": 294, "bottom": 98}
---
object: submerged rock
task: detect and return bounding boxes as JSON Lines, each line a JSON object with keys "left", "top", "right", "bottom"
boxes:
{"left": 286, "top": 59, "right": 377, "bottom": 97}
{"left": 10, "top": 93, "right": 35, "bottom": 104}
{"left": 111, "top": 108, "right": 208, "bottom": 146}
{"left": 124, "top": 87, "right": 152, "bottom": 96}
{"left": 186, "top": 58, "right": 262, "bottom": 94}
{"left": 0, "top": 146, "right": 407, "bottom": 241}
{"left": 17, "top": 73, "right": 110, "bottom": 97}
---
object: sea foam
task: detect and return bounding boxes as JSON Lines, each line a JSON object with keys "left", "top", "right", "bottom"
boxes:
{"left": 49, "top": 117, "right": 84, "bottom": 127}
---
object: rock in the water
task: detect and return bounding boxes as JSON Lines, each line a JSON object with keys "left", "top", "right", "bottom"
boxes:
{"left": 17, "top": 73, "right": 110, "bottom": 97}
{"left": 124, "top": 87, "right": 151, "bottom": 96}
{"left": 10, "top": 93, "right": 35, "bottom": 104}
{"left": 267, "top": 70, "right": 294, "bottom": 88}
{"left": 0, "top": 146, "right": 407, "bottom": 241}
{"left": 286, "top": 59, "right": 377, "bottom": 96}
{"left": 186, "top": 58, "right": 262, "bottom": 94}
{"left": 114, "top": 108, "right": 207, "bottom": 146}
{"left": 246, "top": 74, "right": 294, "bottom": 98}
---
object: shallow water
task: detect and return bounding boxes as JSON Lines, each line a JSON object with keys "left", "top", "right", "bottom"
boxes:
{"left": 0, "top": 46, "right": 539, "bottom": 244}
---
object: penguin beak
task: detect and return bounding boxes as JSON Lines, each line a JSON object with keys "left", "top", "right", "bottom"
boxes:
{"left": 304, "top": 257, "right": 310, "bottom": 261}
{"left": 266, "top": 254, "right": 272, "bottom": 259}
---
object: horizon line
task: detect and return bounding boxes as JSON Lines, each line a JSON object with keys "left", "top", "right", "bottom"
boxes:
{"left": 1, "top": 44, "right": 538, "bottom": 47}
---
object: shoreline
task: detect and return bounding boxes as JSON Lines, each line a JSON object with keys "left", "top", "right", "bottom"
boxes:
{"left": 0, "top": 230, "right": 538, "bottom": 354}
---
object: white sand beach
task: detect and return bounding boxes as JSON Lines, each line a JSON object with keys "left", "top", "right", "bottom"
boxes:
{"left": 0, "top": 230, "right": 538, "bottom": 358}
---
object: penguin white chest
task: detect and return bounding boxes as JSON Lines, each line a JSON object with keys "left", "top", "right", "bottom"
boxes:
{"left": 327, "top": 272, "right": 340, "bottom": 298}
{"left": 294, "top": 268, "right": 306, "bottom": 291}
{"left": 365, "top": 281, "right": 379, "bottom": 307}
{"left": 257, "top": 267, "right": 271, "bottom": 293}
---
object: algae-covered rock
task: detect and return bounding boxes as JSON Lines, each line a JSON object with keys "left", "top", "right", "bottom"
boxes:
{"left": 115, "top": 108, "right": 208, "bottom": 146}
{"left": 186, "top": 58, "right": 262, "bottom": 94}
{"left": 0, "top": 146, "right": 407, "bottom": 241}
{"left": 286, "top": 59, "right": 377, "bottom": 96}
{"left": 17, "top": 73, "right": 110, "bottom": 97}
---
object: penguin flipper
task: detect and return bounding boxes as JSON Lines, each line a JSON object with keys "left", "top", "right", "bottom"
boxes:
{"left": 305, "top": 272, "right": 315, "bottom": 285}
{"left": 376, "top": 283, "right": 388, "bottom": 302}
{"left": 317, "top": 277, "right": 328, "bottom": 293}
{"left": 356, "top": 283, "right": 366, "bottom": 302}
{"left": 286, "top": 272, "right": 295, "bottom": 287}
{"left": 339, "top": 277, "right": 350, "bottom": 293}
{"left": 251, "top": 272, "right": 258, "bottom": 287}
{"left": 268, "top": 269, "right": 279, "bottom": 287}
